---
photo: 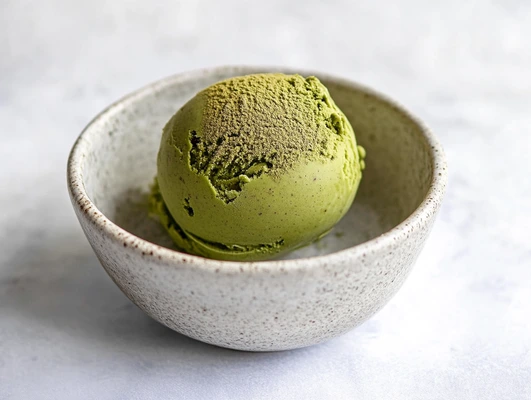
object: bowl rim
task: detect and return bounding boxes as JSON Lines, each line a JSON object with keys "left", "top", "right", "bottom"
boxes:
{"left": 67, "top": 65, "right": 448, "bottom": 272}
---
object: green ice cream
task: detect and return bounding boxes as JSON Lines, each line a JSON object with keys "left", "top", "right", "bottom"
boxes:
{"left": 149, "top": 73, "right": 366, "bottom": 261}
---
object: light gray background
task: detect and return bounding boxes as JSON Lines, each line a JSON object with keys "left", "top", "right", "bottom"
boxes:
{"left": 1, "top": 0, "right": 530, "bottom": 399}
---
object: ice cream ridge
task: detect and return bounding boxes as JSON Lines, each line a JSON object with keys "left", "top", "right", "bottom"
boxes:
{"left": 149, "top": 73, "right": 366, "bottom": 261}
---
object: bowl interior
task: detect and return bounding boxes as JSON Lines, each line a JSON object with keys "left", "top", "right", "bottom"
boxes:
{"left": 79, "top": 68, "right": 433, "bottom": 259}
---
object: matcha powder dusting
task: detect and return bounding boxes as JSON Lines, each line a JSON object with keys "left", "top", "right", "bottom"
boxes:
{"left": 150, "top": 73, "right": 366, "bottom": 261}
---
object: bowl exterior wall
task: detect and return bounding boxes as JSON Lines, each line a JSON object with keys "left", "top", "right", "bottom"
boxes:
{"left": 71, "top": 197, "right": 436, "bottom": 351}
{"left": 68, "top": 66, "right": 446, "bottom": 351}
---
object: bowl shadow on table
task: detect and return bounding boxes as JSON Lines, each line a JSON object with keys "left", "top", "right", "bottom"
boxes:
{"left": 4, "top": 224, "right": 385, "bottom": 398}
{"left": 2, "top": 221, "right": 353, "bottom": 361}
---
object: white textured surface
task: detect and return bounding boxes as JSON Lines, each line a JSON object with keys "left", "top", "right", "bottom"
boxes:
{"left": 1, "top": 0, "right": 530, "bottom": 398}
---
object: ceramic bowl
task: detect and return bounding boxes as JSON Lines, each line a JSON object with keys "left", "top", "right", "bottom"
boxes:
{"left": 67, "top": 66, "right": 447, "bottom": 351}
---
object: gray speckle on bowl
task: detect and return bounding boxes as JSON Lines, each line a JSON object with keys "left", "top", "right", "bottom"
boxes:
{"left": 67, "top": 66, "right": 447, "bottom": 351}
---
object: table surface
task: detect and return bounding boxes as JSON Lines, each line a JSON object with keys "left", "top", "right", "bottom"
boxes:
{"left": 1, "top": 0, "right": 530, "bottom": 399}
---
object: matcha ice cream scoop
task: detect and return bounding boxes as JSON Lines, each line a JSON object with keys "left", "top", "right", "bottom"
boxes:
{"left": 149, "top": 73, "right": 366, "bottom": 261}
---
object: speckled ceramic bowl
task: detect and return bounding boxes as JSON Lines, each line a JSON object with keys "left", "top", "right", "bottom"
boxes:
{"left": 67, "top": 66, "right": 447, "bottom": 351}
